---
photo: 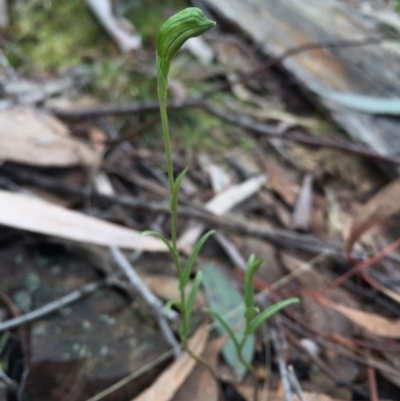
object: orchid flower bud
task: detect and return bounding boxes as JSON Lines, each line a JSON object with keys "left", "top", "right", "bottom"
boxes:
{"left": 156, "top": 7, "right": 215, "bottom": 78}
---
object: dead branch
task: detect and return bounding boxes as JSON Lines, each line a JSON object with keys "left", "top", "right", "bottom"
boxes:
{"left": 109, "top": 247, "right": 181, "bottom": 359}
{"left": 49, "top": 98, "right": 400, "bottom": 166}
{"left": 287, "top": 365, "right": 307, "bottom": 401}
{"left": 202, "top": 103, "right": 400, "bottom": 166}
{"left": 0, "top": 165, "right": 347, "bottom": 261}
{"left": 285, "top": 328, "right": 369, "bottom": 398}
{"left": 0, "top": 278, "right": 109, "bottom": 332}
{"left": 270, "top": 325, "right": 294, "bottom": 401}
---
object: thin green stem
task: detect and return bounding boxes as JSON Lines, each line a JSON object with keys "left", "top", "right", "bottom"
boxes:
{"left": 238, "top": 338, "right": 259, "bottom": 401}
{"left": 179, "top": 281, "right": 188, "bottom": 340}
{"left": 157, "top": 63, "right": 179, "bottom": 251}
{"left": 157, "top": 59, "right": 188, "bottom": 345}
{"left": 183, "top": 342, "right": 223, "bottom": 397}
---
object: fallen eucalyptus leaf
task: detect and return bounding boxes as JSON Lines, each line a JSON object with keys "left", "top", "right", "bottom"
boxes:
{"left": 0, "top": 190, "right": 167, "bottom": 252}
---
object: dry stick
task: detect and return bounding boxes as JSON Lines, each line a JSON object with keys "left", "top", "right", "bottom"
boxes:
{"left": 319, "top": 236, "right": 400, "bottom": 295}
{"left": 270, "top": 325, "right": 294, "bottom": 401}
{"left": 0, "top": 277, "right": 109, "bottom": 332}
{"left": 49, "top": 98, "right": 199, "bottom": 119}
{"left": 47, "top": 38, "right": 400, "bottom": 166}
{"left": 0, "top": 166, "right": 346, "bottom": 263}
{"left": 202, "top": 103, "right": 400, "bottom": 165}
{"left": 49, "top": 98, "right": 400, "bottom": 167}
{"left": 279, "top": 310, "right": 400, "bottom": 379}
{"left": 284, "top": 329, "right": 369, "bottom": 399}
{"left": 287, "top": 366, "right": 307, "bottom": 401}
{"left": 0, "top": 369, "right": 17, "bottom": 391}
{"left": 50, "top": 37, "right": 384, "bottom": 119}
{"left": 0, "top": 166, "right": 347, "bottom": 261}
{"left": 199, "top": 37, "right": 386, "bottom": 100}
{"left": 109, "top": 246, "right": 181, "bottom": 359}
{"left": 53, "top": 95, "right": 400, "bottom": 166}
{"left": 367, "top": 360, "right": 380, "bottom": 401}
{"left": 0, "top": 255, "right": 179, "bottom": 342}
{"left": 85, "top": 351, "right": 174, "bottom": 401}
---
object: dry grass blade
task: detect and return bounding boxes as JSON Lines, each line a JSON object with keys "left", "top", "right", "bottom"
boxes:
{"left": 347, "top": 178, "right": 400, "bottom": 255}
{"left": 132, "top": 322, "right": 209, "bottom": 401}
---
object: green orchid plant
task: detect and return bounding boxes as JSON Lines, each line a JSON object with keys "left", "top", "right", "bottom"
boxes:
{"left": 142, "top": 7, "right": 216, "bottom": 355}
{"left": 144, "top": 8, "right": 300, "bottom": 396}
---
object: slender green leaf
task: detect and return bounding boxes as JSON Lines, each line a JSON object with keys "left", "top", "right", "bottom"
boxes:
{"left": 181, "top": 230, "right": 215, "bottom": 288}
{"left": 164, "top": 300, "right": 181, "bottom": 317}
{"left": 204, "top": 309, "right": 240, "bottom": 349}
{"left": 246, "top": 298, "right": 300, "bottom": 335}
{"left": 201, "top": 264, "right": 255, "bottom": 379}
{"left": 170, "top": 166, "right": 189, "bottom": 212}
{"left": 141, "top": 230, "right": 174, "bottom": 256}
{"left": 244, "top": 255, "right": 263, "bottom": 310}
{"left": 184, "top": 271, "right": 202, "bottom": 326}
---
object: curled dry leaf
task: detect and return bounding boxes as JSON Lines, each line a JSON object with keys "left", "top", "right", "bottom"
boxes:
{"left": 0, "top": 190, "right": 167, "bottom": 252}
{"left": 132, "top": 322, "right": 209, "bottom": 401}
{"left": 0, "top": 107, "right": 100, "bottom": 167}
{"left": 318, "top": 296, "right": 400, "bottom": 339}
{"left": 347, "top": 178, "right": 400, "bottom": 255}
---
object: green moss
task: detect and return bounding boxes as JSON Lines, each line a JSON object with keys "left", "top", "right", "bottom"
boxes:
{"left": 10, "top": 0, "right": 108, "bottom": 71}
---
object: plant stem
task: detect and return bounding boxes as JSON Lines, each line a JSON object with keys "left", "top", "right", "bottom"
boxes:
{"left": 238, "top": 340, "right": 259, "bottom": 401}
{"left": 183, "top": 342, "right": 224, "bottom": 398}
{"left": 157, "top": 73, "right": 179, "bottom": 252}
{"left": 157, "top": 61, "right": 188, "bottom": 342}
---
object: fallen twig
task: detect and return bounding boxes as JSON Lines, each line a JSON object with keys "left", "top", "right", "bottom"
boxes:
{"left": 367, "top": 358, "right": 380, "bottom": 401}
{"left": 49, "top": 37, "right": 385, "bottom": 118}
{"left": 0, "top": 165, "right": 347, "bottom": 261}
{"left": 287, "top": 365, "right": 307, "bottom": 401}
{"left": 109, "top": 246, "right": 181, "bottom": 359}
{"left": 0, "top": 278, "right": 109, "bottom": 332}
{"left": 270, "top": 325, "right": 294, "bottom": 401}
{"left": 49, "top": 98, "right": 400, "bottom": 166}
{"left": 0, "top": 369, "right": 17, "bottom": 391}
{"left": 49, "top": 98, "right": 201, "bottom": 120}
{"left": 285, "top": 328, "right": 369, "bottom": 398}
{"left": 279, "top": 308, "right": 400, "bottom": 379}
{"left": 202, "top": 103, "right": 400, "bottom": 166}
